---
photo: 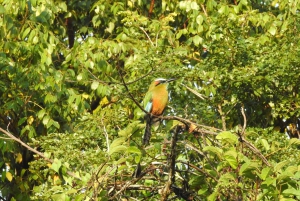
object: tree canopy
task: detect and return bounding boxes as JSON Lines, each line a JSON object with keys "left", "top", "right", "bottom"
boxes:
{"left": 0, "top": 0, "right": 300, "bottom": 200}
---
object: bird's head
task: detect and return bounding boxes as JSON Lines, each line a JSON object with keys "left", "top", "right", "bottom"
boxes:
{"left": 149, "top": 78, "right": 176, "bottom": 90}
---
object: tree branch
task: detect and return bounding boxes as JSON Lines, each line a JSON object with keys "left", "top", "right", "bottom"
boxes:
{"left": 240, "top": 105, "right": 247, "bottom": 136}
{"left": 0, "top": 127, "right": 82, "bottom": 180}
{"left": 160, "top": 126, "right": 181, "bottom": 200}
{"left": 201, "top": 4, "right": 208, "bottom": 17}
{"left": 116, "top": 65, "right": 149, "bottom": 115}
{"left": 217, "top": 104, "right": 227, "bottom": 131}
{"left": 159, "top": 115, "right": 221, "bottom": 135}
{"left": 109, "top": 167, "right": 158, "bottom": 200}
{"left": 139, "top": 27, "right": 155, "bottom": 47}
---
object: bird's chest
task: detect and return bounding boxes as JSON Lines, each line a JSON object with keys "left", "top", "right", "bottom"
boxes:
{"left": 151, "top": 90, "right": 168, "bottom": 115}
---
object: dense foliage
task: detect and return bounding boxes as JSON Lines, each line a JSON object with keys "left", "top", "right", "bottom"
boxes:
{"left": 0, "top": 0, "right": 300, "bottom": 200}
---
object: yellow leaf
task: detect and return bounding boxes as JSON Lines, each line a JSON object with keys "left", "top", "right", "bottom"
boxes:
{"left": 16, "top": 153, "right": 22, "bottom": 163}
{"left": 82, "top": 93, "right": 89, "bottom": 99}
{"left": 6, "top": 172, "right": 13, "bottom": 182}
{"left": 100, "top": 96, "right": 109, "bottom": 107}
{"left": 53, "top": 175, "right": 59, "bottom": 184}
{"left": 27, "top": 115, "right": 34, "bottom": 125}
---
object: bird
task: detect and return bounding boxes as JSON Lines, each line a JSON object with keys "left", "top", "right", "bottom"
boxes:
{"left": 201, "top": 47, "right": 209, "bottom": 59}
{"left": 133, "top": 78, "right": 175, "bottom": 178}
{"left": 142, "top": 78, "right": 176, "bottom": 145}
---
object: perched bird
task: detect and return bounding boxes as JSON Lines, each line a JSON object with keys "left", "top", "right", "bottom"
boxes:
{"left": 142, "top": 78, "right": 176, "bottom": 145}
{"left": 201, "top": 47, "right": 209, "bottom": 59}
{"left": 133, "top": 78, "right": 175, "bottom": 178}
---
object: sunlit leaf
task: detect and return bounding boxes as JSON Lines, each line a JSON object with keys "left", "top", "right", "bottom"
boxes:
{"left": 6, "top": 172, "right": 13, "bottom": 182}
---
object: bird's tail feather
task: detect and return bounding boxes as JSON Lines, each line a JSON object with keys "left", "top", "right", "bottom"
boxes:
{"left": 132, "top": 162, "right": 142, "bottom": 178}
{"left": 143, "top": 114, "right": 152, "bottom": 145}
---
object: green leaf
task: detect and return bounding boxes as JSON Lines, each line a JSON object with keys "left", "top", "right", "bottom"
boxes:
{"left": 37, "top": 109, "right": 46, "bottom": 119}
{"left": 192, "top": 35, "right": 202, "bottom": 46}
{"left": 261, "top": 177, "right": 275, "bottom": 186}
{"left": 0, "top": 5, "right": 5, "bottom": 14}
{"left": 274, "top": 160, "right": 289, "bottom": 172}
{"left": 224, "top": 150, "right": 238, "bottom": 169}
{"left": 110, "top": 137, "right": 125, "bottom": 149}
{"left": 216, "top": 131, "right": 238, "bottom": 145}
{"left": 284, "top": 166, "right": 298, "bottom": 175}
{"left": 33, "top": 36, "right": 39, "bottom": 44}
{"left": 91, "top": 81, "right": 99, "bottom": 90}
{"left": 191, "top": 2, "right": 199, "bottom": 10}
{"left": 118, "top": 121, "right": 141, "bottom": 137}
{"left": 203, "top": 146, "right": 223, "bottom": 159}
{"left": 127, "top": 146, "right": 141, "bottom": 154}
{"left": 260, "top": 139, "right": 270, "bottom": 151}
{"left": 282, "top": 188, "right": 300, "bottom": 196}
{"left": 259, "top": 167, "right": 271, "bottom": 180}
{"left": 198, "top": 186, "right": 208, "bottom": 195}
{"left": 22, "top": 27, "right": 31, "bottom": 40}
{"left": 105, "top": 22, "right": 115, "bottom": 33}
{"left": 268, "top": 25, "right": 277, "bottom": 35}
{"left": 239, "top": 161, "right": 259, "bottom": 175}
{"left": 42, "top": 115, "right": 50, "bottom": 126}
{"left": 288, "top": 138, "right": 300, "bottom": 146}
{"left": 196, "top": 15, "right": 204, "bottom": 25}
{"left": 51, "top": 158, "right": 62, "bottom": 173}
{"left": 109, "top": 145, "right": 127, "bottom": 155}
{"left": 51, "top": 194, "right": 66, "bottom": 201}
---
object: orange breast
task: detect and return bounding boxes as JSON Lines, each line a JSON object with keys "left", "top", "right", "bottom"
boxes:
{"left": 150, "top": 86, "right": 168, "bottom": 116}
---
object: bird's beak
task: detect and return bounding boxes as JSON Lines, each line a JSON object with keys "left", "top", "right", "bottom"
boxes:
{"left": 166, "top": 78, "right": 177, "bottom": 83}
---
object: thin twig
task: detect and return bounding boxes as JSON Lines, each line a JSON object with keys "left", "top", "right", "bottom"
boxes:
{"left": 139, "top": 27, "right": 154, "bottom": 47}
{"left": 100, "top": 118, "right": 110, "bottom": 153}
{"left": 86, "top": 68, "right": 110, "bottom": 85}
{"left": 116, "top": 66, "right": 149, "bottom": 114}
{"left": 0, "top": 127, "right": 50, "bottom": 161}
{"left": 28, "top": 101, "right": 44, "bottom": 109}
{"left": 181, "top": 83, "right": 208, "bottom": 100}
{"left": 159, "top": 115, "right": 221, "bottom": 135}
{"left": 177, "top": 160, "right": 218, "bottom": 182}
{"left": 240, "top": 106, "right": 247, "bottom": 136}
{"left": 201, "top": 4, "right": 208, "bottom": 17}
{"left": 239, "top": 136, "right": 270, "bottom": 166}
{"left": 125, "top": 67, "right": 154, "bottom": 85}
{"left": 217, "top": 104, "right": 227, "bottom": 131}
{"left": 0, "top": 136, "right": 13, "bottom": 140}
{"left": 109, "top": 167, "right": 157, "bottom": 200}
{"left": 0, "top": 127, "right": 82, "bottom": 180}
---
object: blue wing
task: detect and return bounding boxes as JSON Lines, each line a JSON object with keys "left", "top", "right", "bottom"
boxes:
{"left": 145, "top": 101, "right": 152, "bottom": 112}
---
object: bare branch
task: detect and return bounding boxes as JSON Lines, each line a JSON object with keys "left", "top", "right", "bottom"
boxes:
{"left": 181, "top": 83, "right": 208, "bottom": 100}
{"left": 139, "top": 27, "right": 154, "bottom": 47}
{"left": 217, "top": 104, "right": 227, "bottom": 131}
{"left": 109, "top": 167, "right": 158, "bottom": 200}
{"left": 0, "top": 127, "right": 82, "bottom": 180}
{"left": 0, "top": 127, "right": 50, "bottom": 162}
{"left": 160, "top": 126, "right": 181, "bottom": 200}
{"left": 159, "top": 115, "right": 221, "bottom": 135}
{"left": 116, "top": 65, "right": 149, "bottom": 115}
{"left": 177, "top": 160, "right": 218, "bottom": 182}
{"left": 240, "top": 105, "right": 247, "bottom": 136}
{"left": 201, "top": 4, "right": 208, "bottom": 17}
{"left": 100, "top": 118, "right": 110, "bottom": 153}
{"left": 239, "top": 136, "right": 270, "bottom": 166}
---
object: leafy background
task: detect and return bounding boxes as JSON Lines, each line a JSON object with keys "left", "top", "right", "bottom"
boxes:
{"left": 0, "top": 0, "right": 300, "bottom": 200}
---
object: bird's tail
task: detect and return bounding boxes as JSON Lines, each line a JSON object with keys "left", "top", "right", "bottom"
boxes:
{"left": 132, "top": 162, "right": 142, "bottom": 178}
{"left": 143, "top": 114, "right": 152, "bottom": 145}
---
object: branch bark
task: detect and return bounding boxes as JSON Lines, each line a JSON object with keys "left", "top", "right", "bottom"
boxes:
{"left": 160, "top": 126, "right": 180, "bottom": 200}
{"left": 0, "top": 127, "right": 82, "bottom": 180}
